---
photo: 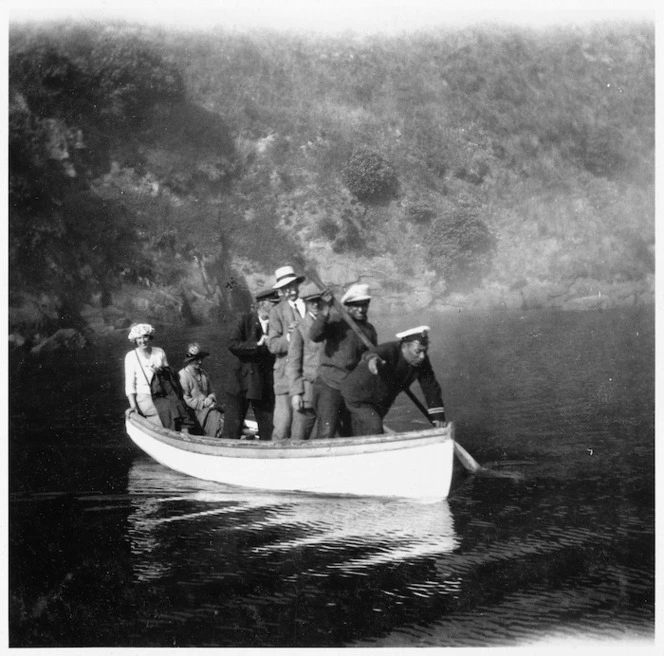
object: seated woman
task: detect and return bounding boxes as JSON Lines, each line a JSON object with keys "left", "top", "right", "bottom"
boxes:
{"left": 125, "top": 322, "right": 196, "bottom": 432}
{"left": 178, "top": 343, "right": 224, "bottom": 438}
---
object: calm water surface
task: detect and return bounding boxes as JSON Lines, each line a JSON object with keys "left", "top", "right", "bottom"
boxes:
{"left": 9, "top": 306, "right": 655, "bottom": 647}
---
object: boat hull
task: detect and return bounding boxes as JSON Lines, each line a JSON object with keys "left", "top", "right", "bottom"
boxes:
{"left": 125, "top": 414, "right": 455, "bottom": 499}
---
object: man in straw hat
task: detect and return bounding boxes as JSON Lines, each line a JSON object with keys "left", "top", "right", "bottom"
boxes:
{"left": 309, "top": 282, "right": 378, "bottom": 439}
{"left": 286, "top": 282, "right": 324, "bottom": 440}
{"left": 267, "top": 265, "right": 307, "bottom": 440}
{"left": 341, "top": 326, "right": 446, "bottom": 436}
{"left": 222, "top": 287, "right": 280, "bottom": 440}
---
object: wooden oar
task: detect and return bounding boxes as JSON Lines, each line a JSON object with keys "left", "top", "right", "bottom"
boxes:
{"left": 402, "top": 388, "right": 482, "bottom": 473}
{"left": 304, "top": 267, "right": 483, "bottom": 474}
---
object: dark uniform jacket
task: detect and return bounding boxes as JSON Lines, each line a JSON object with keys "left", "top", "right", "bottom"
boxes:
{"left": 227, "top": 310, "right": 275, "bottom": 401}
{"left": 341, "top": 341, "right": 445, "bottom": 421}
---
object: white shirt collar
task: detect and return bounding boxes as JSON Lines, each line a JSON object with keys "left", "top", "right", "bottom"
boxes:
{"left": 289, "top": 298, "right": 305, "bottom": 317}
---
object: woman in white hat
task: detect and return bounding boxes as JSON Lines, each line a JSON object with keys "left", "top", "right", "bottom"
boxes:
{"left": 124, "top": 322, "right": 168, "bottom": 425}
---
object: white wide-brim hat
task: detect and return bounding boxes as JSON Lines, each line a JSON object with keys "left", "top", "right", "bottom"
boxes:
{"left": 272, "top": 265, "right": 305, "bottom": 289}
{"left": 128, "top": 322, "right": 155, "bottom": 341}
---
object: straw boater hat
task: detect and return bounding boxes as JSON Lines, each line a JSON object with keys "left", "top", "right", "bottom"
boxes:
{"left": 396, "top": 326, "right": 430, "bottom": 345}
{"left": 272, "top": 265, "right": 305, "bottom": 289}
{"left": 299, "top": 281, "right": 323, "bottom": 302}
{"left": 128, "top": 323, "right": 155, "bottom": 341}
{"left": 255, "top": 288, "right": 280, "bottom": 303}
{"left": 183, "top": 342, "right": 210, "bottom": 364}
{"left": 341, "top": 283, "right": 371, "bottom": 305}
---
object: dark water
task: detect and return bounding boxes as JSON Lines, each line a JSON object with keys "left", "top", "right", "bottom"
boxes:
{"left": 9, "top": 306, "right": 655, "bottom": 647}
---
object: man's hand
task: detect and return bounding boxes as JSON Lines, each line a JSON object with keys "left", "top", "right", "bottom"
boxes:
{"left": 319, "top": 289, "right": 333, "bottom": 316}
{"left": 367, "top": 355, "right": 386, "bottom": 375}
{"left": 291, "top": 394, "right": 304, "bottom": 410}
{"left": 257, "top": 334, "right": 268, "bottom": 347}
{"left": 432, "top": 419, "right": 448, "bottom": 428}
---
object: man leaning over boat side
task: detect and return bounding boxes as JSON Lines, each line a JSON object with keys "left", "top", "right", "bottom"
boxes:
{"left": 286, "top": 282, "right": 324, "bottom": 440}
{"left": 221, "top": 288, "right": 280, "bottom": 440}
{"left": 267, "top": 265, "right": 307, "bottom": 440}
{"left": 309, "top": 283, "right": 378, "bottom": 439}
{"left": 340, "top": 326, "right": 446, "bottom": 436}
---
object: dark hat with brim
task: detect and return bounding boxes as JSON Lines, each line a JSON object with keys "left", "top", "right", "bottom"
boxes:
{"left": 183, "top": 342, "right": 210, "bottom": 364}
{"left": 255, "top": 288, "right": 280, "bottom": 303}
{"left": 299, "top": 281, "right": 323, "bottom": 302}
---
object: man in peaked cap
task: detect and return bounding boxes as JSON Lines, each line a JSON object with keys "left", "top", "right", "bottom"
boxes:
{"left": 221, "top": 287, "right": 280, "bottom": 440}
{"left": 309, "top": 282, "right": 378, "bottom": 439}
{"left": 340, "top": 325, "right": 446, "bottom": 436}
{"left": 286, "top": 282, "right": 325, "bottom": 440}
{"left": 267, "top": 265, "right": 307, "bottom": 440}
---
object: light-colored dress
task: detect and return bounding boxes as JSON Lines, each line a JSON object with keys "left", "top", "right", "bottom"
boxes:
{"left": 125, "top": 347, "right": 168, "bottom": 425}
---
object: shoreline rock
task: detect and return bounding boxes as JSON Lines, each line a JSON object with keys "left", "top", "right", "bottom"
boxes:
{"left": 8, "top": 272, "right": 654, "bottom": 355}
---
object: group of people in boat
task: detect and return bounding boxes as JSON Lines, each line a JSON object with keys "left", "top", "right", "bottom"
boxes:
{"left": 125, "top": 264, "right": 447, "bottom": 440}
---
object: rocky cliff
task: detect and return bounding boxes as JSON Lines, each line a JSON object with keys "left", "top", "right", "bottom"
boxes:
{"left": 8, "top": 21, "right": 654, "bottom": 354}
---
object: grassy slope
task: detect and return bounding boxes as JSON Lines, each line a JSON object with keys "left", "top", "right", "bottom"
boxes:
{"left": 161, "top": 22, "right": 655, "bottom": 290}
{"left": 9, "top": 20, "right": 655, "bottom": 325}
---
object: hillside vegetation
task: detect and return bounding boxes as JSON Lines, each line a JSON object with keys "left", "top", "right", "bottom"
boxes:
{"left": 8, "top": 20, "right": 654, "bottom": 344}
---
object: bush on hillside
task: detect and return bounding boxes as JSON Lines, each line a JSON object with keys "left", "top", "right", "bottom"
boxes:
{"left": 427, "top": 209, "right": 496, "bottom": 291}
{"left": 9, "top": 47, "right": 95, "bottom": 119}
{"left": 341, "top": 147, "right": 398, "bottom": 203}
{"left": 574, "top": 125, "right": 628, "bottom": 179}
{"left": 10, "top": 39, "right": 185, "bottom": 129}
{"left": 317, "top": 214, "right": 366, "bottom": 254}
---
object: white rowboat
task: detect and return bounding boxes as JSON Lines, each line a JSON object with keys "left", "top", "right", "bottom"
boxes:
{"left": 125, "top": 413, "right": 456, "bottom": 500}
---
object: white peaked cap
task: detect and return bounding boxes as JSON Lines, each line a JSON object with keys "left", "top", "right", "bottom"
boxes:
{"left": 396, "top": 325, "right": 431, "bottom": 342}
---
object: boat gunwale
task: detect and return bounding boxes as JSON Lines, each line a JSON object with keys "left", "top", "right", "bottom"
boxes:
{"left": 126, "top": 414, "right": 452, "bottom": 459}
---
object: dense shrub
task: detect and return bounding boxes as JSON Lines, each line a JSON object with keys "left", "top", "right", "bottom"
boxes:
{"left": 10, "top": 39, "right": 185, "bottom": 128}
{"left": 573, "top": 125, "right": 628, "bottom": 179}
{"left": 317, "top": 212, "right": 367, "bottom": 254}
{"left": 427, "top": 209, "right": 496, "bottom": 291}
{"left": 9, "top": 47, "right": 95, "bottom": 119}
{"left": 341, "top": 146, "right": 398, "bottom": 203}
{"left": 406, "top": 202, "right": 437, "bottom": 225}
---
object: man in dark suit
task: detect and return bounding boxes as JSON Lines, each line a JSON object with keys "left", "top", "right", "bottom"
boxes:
{"left": 221, "top": 288, "right": 279, "bottom": 440}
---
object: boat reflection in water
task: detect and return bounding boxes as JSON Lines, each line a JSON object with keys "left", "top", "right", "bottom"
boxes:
{"left": 126, "top": 456, "right": 459, "bottom": 596}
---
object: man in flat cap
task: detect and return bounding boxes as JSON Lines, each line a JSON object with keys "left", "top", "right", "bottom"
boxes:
{"left": 267, "top": 265, "right": 307, "bottom": 440}
{"left": 309, "top": 283, "right": 378, "bottom": 439}
{"left": 221, "top": 288, "right": 280, "bottom": 440}
{"left": 341, "top": 326, "right": 446, "bottom": 436}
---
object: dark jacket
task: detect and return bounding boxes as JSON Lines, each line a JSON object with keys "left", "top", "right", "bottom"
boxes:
{"left": 150, "top": 366, "right": 199, "bottom": 432}
{"left": 341, "top": 341, "right": 445, "bottom": 421}
{"left": 309, "top": 310, "right": 378, "bottom": 390}
{"left": 227, "top": 310, "right": 275, "bottom": 401}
